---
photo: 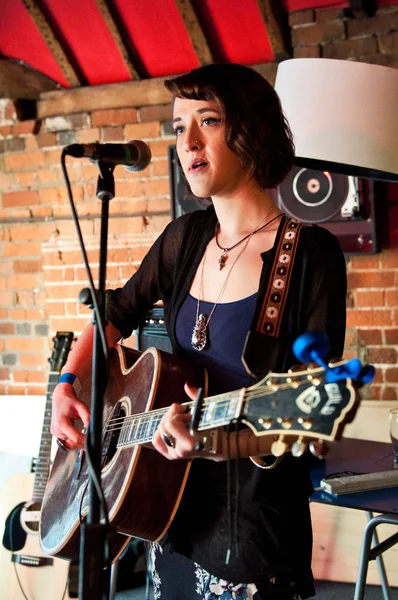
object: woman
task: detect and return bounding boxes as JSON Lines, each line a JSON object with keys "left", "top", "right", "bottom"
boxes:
{"left": 51, "top": 63, "right": 347, "bottom": 599}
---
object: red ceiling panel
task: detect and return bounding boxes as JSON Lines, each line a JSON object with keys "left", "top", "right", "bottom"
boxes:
{"left": 112, "top": 0, "right": 199, "bottom": 77}
{"left": 39, "top": 0, "right": 132, "bottom": 85}
{"left": 0, "top": 0, "right": 69, "bottom": 87}
{"left": 192, "top": 0, "right": 274, "bottom": 64}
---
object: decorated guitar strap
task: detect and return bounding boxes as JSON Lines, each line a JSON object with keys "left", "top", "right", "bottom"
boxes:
{"left": 255, "top": 218, "right": 304, "bottom": 338}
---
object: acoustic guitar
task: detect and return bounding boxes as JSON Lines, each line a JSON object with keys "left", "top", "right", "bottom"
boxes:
{"left": 0, "top": 332, "right": 74, "bottom": 600}
{"left": 39, "top": 342, "right": 367, "bottom": 564}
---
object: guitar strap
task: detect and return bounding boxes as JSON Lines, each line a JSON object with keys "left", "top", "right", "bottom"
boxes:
{"left": 255, "top": 218, "right": 304, "bottom": 338}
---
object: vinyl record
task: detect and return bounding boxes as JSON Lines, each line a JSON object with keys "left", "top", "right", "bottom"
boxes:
{"left": 278, "top": 166, "right": 350, "bottom": 223}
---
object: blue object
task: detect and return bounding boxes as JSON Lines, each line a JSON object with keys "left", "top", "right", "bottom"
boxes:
{"left": 293, "top": 332, "right": 375, "bottom": 385}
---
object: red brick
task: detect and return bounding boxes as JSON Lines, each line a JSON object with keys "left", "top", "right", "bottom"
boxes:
{"left": 294, "top": 46, "right": 321, "bottom": 58}
{"left": 40, "top": 185, "right": 84, "bottom": 204}
{"left": 115, "top": 180, "right": 143, "bottom": 198}
{"left": 0, "top": 323, "right": 15, "bottom": 334}
{"left": 0, "top": 368, "right": 10, "bottom": 380}
{"left": 367, "top": 385, "right": 381, "bottom": 400}
{"left": 2, "top": 190, "right": 40, "bottom": 208}
{"left": 349, "top": 256, "right": 380, "bottom": 269}
{"left": 36, "top": 168, "right": 61, "bottom": 184}
{"left": 3, "top": 241, "right": 41, "bottom": 257}
{"left": 13, "top": 259, "right": 42, "bottom": 273}
{"left": 5, "top": 100, "right": 17, "bottom": 121}
{"left": 0, "top": 125, "right": 12, "bottom": 137}
{"left": 346, "top": 309, "right": 392, "bottom": 327}
{"left": 385, "top": 368, "right": 398, "bottom": 383}
{"left": 91, "top": 108, "right": 138, "bottom": 126}
{"left": 358, "top": 329, "right": 383, "bottom": 345}
{"left": 322, "top": 37, "right": 377, "bottom": 60}
{"left": 5, "top": 151, "right": 46, "bottom": 170}
{"left": 316, "top": 8, "right": 343, "bottom": 23}
{"left": 356, "top": 290, "right": 385, "bottom": 307}
{"left": 6, "top": 338, "right": 47, "bottom": 352}
{"left": 386, "top": 290, "right": 398, "bottom": 307}
{"left": 107, "top": 216, "right": 144, "bottom": 236}
{"left": 348, "top": 271, "right": 394, "bottom": 288}
{"left": 139, "top": 105, "right": 172, "bottom": 123}
{"left": 8, "top": 222, "right": 55, "bottom": 241}
{"left": 379, "top": 32, "right": 398, "bottom": 54}
{"left": 8, "top": 273, "right": 42, "bottom": 289}
{"left": 385, "top": 329, "right": 398, "bottom": 344}
{"left": 101, "top": 126, "right": 124, "bottom": 142}
{"left": 31, "top": 206, "right": 53, "bottom": 218}
{"left": 13, "top": 120, "right": 37, "bottom": 136}
{"left": 9, "top": 308, "right": 44, "bottom": 320}
{"left": 145, "top": 215, "right": 171, "bottom": 233}
{"left": 13, "top": 171, "right": 36, "bottom": 187}
{"left": 345, "top": 327, "right": 358, "bottom": 347}
{"left": 36, "top": 132, "right": 57, "bottom": 147}
{"left": 76, "top": 128, "right": 100, "bottom": 144}
{"left": 142, "top": 179, "right": 170, "bottom": 196}
{"left": 346, "top": 14, "right": 393, "bottom": 38}
{"left": 367, "top": 348, "right": 398, "bottom": 364}
{"left": 289, "top": 9, "right": 314, "bottom": 26}
{"left": 381, "top": 386, "right": 397, "bottom": 400}
{"left": 292, "top": 20, "right": 345, "bottom": 46}
{"left": 148, "top": 140, "right": 172, "bottom": 158}
{"left": 14, "top": 370, "right": 46, "bottom": 383}
{"left": 5, "top": 138, "right": 26, "bottom": 152}
{"left": 124, "top": 122, "right": 160, "bottom": 139}
{"left": 26, "top": 384, "right": 46, "bottom": 395}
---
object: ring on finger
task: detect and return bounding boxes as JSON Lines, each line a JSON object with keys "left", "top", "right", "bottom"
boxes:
{"left": 162, "top": 431, "right": 176, "bottom": 448}
{"left": 56, "top": 436, "right": 70, "bottom": 452}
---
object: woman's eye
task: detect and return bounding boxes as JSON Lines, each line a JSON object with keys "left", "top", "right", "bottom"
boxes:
{"left": 202, "top": 117, "right": 220, "bottom": 126}
{"left": 173, "top": 126, "right": 184, "bottom": 136}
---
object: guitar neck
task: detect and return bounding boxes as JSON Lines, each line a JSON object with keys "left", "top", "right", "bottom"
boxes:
{"left": 32, "top": 372, "right": 60, "bottom": 503}
{"left": 116, "top": 389, "right": 242, "bottom": 448}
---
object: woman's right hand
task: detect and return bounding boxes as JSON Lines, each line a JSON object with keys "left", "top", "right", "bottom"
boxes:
{"left": 51, "top": 383, "right": 91, "bottom": 451}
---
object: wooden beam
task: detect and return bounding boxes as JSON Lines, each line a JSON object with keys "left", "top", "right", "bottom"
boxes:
{"left": 174, "top": 0, "right": 213, "bottom": 65}
{"left": 37, "top": 76, "right": 172, "bottom": 118}
{"left": 95, "top": 0, "right": 140, "bottom": 79}
{"left": 0, "top": 58, "right": 60, "bottom": 100}
{"left": 256, "top": 0, "right": 291, "bottom": 61}
{"left": 21, "top": 0, "right": 81, "bottom": 87}
{"left": 37, "top": 61, "right": 279, "bottom": 119}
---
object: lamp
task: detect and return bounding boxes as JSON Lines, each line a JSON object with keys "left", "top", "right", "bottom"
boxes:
{"left": 274, "top": 58, "right": 398, "bottom": 182}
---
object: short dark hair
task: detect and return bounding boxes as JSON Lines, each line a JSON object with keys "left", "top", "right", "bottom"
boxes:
{"left": 164, "top": 63, "right": 295, "bottom": 192}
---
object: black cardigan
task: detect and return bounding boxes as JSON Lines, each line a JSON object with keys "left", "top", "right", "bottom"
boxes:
{"left": 108, "top": 207, "right": 347, "bottom": 597}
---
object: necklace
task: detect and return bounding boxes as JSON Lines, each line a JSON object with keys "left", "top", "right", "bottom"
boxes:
{"left": 192, "top": 228, "right": 256, "bottom": 352}
{"left": 216, "top": 204, "right": 275, "bottom": 271}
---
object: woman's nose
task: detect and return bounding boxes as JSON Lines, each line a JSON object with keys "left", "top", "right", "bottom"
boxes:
{"left": 184, "top": 130, "right": 204, "bottom": 152}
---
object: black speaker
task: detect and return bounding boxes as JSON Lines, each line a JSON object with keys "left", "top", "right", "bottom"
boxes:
{"left": 136, "top": 306, "right": 172, "bottom": 353}
{"left": 277, "top": 166, "right": 379, "bottom": 255}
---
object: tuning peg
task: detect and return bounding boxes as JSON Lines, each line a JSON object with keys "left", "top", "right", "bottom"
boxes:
{"left": 309, "top": 439, "right": 328, "bottom": 460}
{"left": 293, "top": 332, "right": 330, "bottom": 364}
{"left": 291, "top": 437, "right": 307, "bottom": 457}
{"left": 271, "top": 436, "right": 289, "bottom": 457}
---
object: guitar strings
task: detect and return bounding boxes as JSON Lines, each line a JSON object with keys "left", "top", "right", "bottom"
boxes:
{"left": 100, "top": 384, "right": 298, "bottom": 437}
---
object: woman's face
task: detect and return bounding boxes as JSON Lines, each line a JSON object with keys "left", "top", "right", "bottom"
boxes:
{"left": 172, "top": 97, "right": 246, "bottom": 199}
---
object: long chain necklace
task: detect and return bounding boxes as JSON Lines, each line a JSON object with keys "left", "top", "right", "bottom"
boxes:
{"left": 192, "top": 227, "right": 257, "bottom": 352}
{"left": 216, "top": 204, "right": 275, "bottom": 271}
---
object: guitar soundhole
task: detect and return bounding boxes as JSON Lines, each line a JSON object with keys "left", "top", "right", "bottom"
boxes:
{"left": 102, "top": 402, "right": 126, "bottom": 465}
{"left": 23, "top": 502, "right": 41, "bottom": 532}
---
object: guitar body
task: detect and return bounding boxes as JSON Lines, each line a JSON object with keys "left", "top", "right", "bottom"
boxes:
{"left": 40, "top": 345, "right": 206, "bottom": 562}
{"left": 0, "top": 473, "right": 72, "bottom": 600}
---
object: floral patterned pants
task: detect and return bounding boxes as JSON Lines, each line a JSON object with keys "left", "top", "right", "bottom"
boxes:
{"left": 149, "top": 543, "right": 300, "bottom": 600}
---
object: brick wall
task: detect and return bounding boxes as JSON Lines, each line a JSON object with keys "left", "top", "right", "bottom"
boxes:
{"left": 1, "top": 3, "right": 398, "bottom": 398}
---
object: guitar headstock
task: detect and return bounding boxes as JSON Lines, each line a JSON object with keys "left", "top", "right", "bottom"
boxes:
{"left": 242, "top": 361, "right": 361, "bottom": 459}
{"left": 49, "top": 331, "right": 74, "bottom": 374}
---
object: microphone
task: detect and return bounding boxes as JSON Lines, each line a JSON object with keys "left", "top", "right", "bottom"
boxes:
{"left": 63, "top": 139, "right": 151, "bottom": 172}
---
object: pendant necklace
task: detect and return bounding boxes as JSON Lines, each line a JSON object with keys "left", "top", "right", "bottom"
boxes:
{"left": 216, "top": 203, "right": 275, "bottom": 271}
{"left": 192, "top": 224, "right": 259, "bottom": 352}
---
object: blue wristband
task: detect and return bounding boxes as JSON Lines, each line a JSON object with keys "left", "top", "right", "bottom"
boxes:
{"left": 57, "top": 372, "right": 81, "bottom": 395}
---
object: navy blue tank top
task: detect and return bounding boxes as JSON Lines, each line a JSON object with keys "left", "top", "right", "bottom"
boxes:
{"left": 175, "top": 293, "right": 257, "bottom": 395}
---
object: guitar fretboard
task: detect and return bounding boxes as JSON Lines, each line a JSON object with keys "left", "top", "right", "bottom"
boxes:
{"left": 32, "top": 372, "right": 60, "bottom": 502}
{"left": 116, "top": 390, "right": 242, "bottom": 448}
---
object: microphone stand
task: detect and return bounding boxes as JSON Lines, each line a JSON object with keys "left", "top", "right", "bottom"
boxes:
{"left": 79, "top": 161, "right": 115, "bottom": 600}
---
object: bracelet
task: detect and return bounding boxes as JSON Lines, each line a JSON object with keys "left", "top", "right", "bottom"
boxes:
{"left": 57, "top": 372, "right": 82, "bottom": 395}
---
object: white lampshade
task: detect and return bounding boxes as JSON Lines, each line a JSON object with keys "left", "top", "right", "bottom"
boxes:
{"left": 274, "top": 58, "right": 398, "bottom": 182}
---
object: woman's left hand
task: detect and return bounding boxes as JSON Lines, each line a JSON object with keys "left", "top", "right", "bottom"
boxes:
{"left": 152, "top": 383, "right": 206, "bottom": 459}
